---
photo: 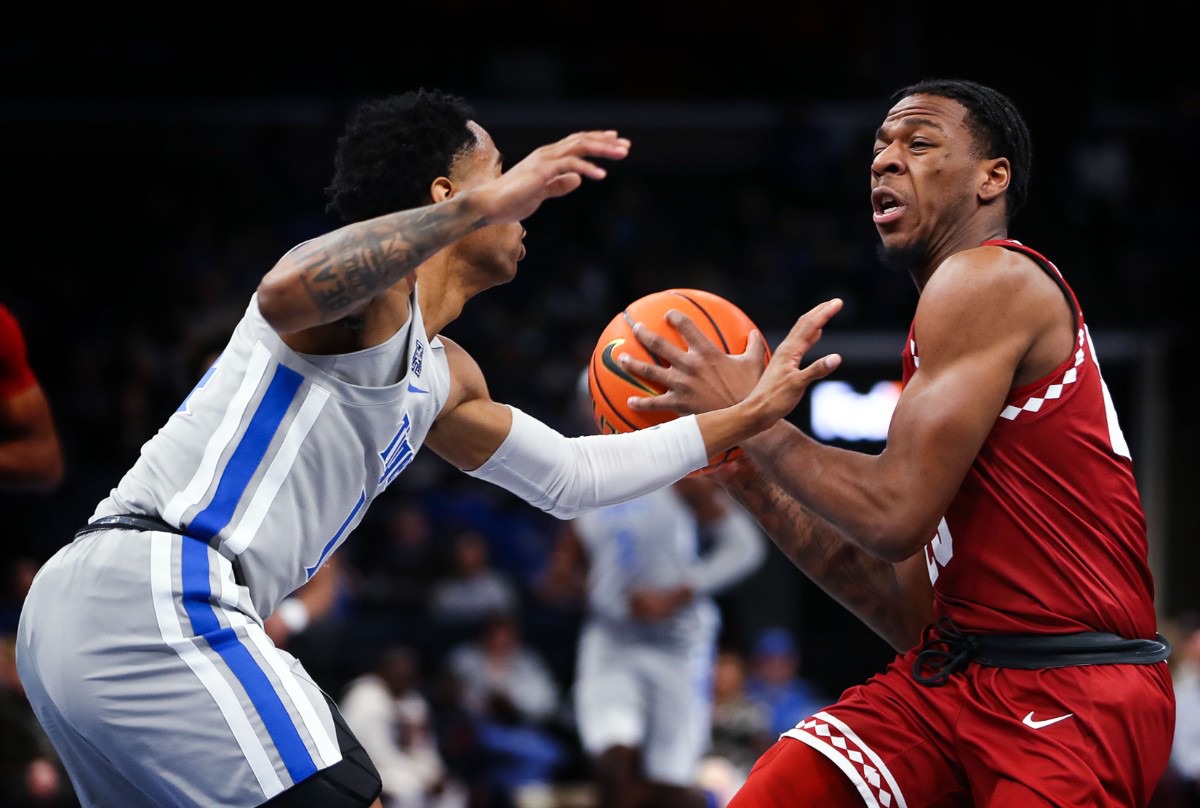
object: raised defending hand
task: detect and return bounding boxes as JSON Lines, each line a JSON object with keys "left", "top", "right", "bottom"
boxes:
{"left": 473, "top": 131, "right": 630, "bottom": 224}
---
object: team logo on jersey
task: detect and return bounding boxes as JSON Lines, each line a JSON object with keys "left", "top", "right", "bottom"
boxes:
{"left": 379, "top": 412, "right": 416, "bottom": 489}
{"left": 411, "top": 341, "right": 424, "bottom": 377}
{"left": 1022, "top": 711, "right": 1074, "bottom": 729}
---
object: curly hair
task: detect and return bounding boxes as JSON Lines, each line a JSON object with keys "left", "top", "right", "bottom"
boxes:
{"left": 893, "top": 78, "right": 1033, "bottom": 221}
{"left": 324, "top": 88, "right": 477, "bottom": 224}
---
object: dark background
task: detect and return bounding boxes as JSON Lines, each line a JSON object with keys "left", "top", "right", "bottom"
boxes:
{"left": 1, "top": 9, "right": 1193, "bottom": 700}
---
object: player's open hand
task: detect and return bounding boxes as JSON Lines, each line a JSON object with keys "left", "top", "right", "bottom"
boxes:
{"left": 626, "top": 297, "right": 842, "bottom": 435}
{"left": 473, "top": 131, "right": 630, "bottom": 224}
{"left": 743, "top": 298, "right": 843, "bottom": 425}
{"left": 623, "top": 309, "right": 769, "bottom": 417}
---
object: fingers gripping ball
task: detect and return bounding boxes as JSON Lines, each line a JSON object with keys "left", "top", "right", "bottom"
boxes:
{"left": 587, "top": 288, "right": 769, "bottom": 475}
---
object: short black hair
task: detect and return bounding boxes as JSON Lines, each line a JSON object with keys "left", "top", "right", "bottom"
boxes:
{"left": 324, "top": 88, "right": 477, "bottom": 224}
{"left": 892, "top": 78, "right": 1032, "bottom": 221}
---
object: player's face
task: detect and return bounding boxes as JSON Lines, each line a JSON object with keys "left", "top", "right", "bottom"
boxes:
{"left": 450, "top": 122, "right": 526, "bottom": 283}
{"left": 870, "top": 95, "right": 985, "bottom": 272}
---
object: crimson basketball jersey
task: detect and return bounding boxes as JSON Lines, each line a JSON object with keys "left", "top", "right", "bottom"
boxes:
{"left": 905, "top": 239, "right": 1157, "bottom": 638}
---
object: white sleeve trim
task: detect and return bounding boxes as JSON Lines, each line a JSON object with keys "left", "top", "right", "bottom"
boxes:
{"left": 464, "top": 406, "right": 708, "bottom": 519}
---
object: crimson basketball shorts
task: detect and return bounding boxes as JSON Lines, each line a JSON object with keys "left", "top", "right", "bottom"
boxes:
{"left": 736, "top": 647, "right": 1174, "bottom": 807}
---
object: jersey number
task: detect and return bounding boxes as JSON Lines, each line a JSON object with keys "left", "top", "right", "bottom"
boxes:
{"left": 924, "top": 518, "right": 953, "bottom": 585}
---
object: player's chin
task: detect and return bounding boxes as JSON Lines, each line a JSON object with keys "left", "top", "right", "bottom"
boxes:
{"left": 493, "top": 255, "right": 521, "bottom": 283}
{"left": 874, "top": 221, "right": 903, "bottom": 241}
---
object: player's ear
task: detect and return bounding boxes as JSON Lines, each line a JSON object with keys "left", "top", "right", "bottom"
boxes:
{"left": 430, "top": 176, "right": 455, "bottom": 203}
{"left": 979, "top": 157, "right": 1010, "bottom": 203}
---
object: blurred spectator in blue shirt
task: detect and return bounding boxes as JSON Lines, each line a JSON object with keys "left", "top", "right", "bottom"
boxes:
{"left": 743, "top": 626, "right": 829, "bottom": 739}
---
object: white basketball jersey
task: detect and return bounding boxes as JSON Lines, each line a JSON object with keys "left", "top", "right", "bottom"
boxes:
{"left": 574, "top": 485, "right": 719, "bottom": 648}
{"left": 92, "top": 288, "right": 451, "bottom": 617}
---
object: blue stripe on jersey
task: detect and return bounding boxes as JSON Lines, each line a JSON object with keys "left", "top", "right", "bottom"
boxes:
{"left": 180, "top": 536, "right": 318, "bottom": 782}
{"left": 306, "top": 489, "right": 366, "bottom": 579}
{"left": 191, "top": 364, "right": 304, "bottom": 541}
{"left": 207, "top": 627, "right": 318, "bottom": 782}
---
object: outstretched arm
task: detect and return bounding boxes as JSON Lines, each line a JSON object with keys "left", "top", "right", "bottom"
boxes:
{"left": 425, "top": 301, "right": 844, "bottom": 518}
{"left": 257, "top": 131, "right": 632, "bottom": 334}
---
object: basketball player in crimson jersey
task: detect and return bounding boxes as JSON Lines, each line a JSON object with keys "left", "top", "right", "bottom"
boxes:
{"left": 622, "top": 78, "right": 1174, "bottom": 806}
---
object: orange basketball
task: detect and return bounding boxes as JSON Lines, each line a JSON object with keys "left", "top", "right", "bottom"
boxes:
{"left": 587, "top": 288, "right": 769, "bottom": 475}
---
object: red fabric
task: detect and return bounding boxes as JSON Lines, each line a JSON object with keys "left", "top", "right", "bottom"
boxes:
{"left": 0, "top": 302, "right": 37, "bottom": 398}
{"left": 904, "top": 240, "right": 1156, "bottom": 639}
{"left": 731, "top": 242, "right": 1174, "bottom": 806}
{"left": 773, "top": 652, "right": 1174, "bottom": 806}
{"left": 728, "top": 737, "right": 866, "bottom": 807}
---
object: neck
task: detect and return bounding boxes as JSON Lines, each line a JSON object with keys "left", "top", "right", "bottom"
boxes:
{"left": 889, "top": 222, "right": 1009, "bottom": 292}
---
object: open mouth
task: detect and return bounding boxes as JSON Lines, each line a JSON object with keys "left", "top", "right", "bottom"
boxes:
{"left": 872, "top": 187, "right": 905, "bottom": 223}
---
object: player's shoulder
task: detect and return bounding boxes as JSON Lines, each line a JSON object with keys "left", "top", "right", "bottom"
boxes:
{"left": 938, "top": 241, "right": 1025, "bottom": 275}
{"left": 927, "top": 242, "right": 1049, "bottom": 304}
{"left": 916, "top": 244, "right": 1055, "bottom": 351}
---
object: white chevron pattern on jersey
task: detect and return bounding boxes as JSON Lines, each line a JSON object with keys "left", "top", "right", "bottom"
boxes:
{"left": 783, "top": 711, "right": 908, "bottom": 808}
{"left": 1000, "top": 329, "right": 1086, "bottom": 422}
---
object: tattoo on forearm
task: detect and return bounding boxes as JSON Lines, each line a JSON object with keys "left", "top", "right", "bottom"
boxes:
{"left": 299, "top": 202, "right": 484, "bottom": 316}
{"left": 725, "top": 465, "right": 908, "bottom": 642}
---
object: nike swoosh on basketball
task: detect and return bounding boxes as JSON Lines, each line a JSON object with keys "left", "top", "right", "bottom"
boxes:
{"left": 600, "top": 340, "right": 658, "bottom": 395}
{"left": 407, "top": 382, "right": 429, "bottom": 394}
{"left": 1022, "top": 711, "right": 1073, "bottom": 729}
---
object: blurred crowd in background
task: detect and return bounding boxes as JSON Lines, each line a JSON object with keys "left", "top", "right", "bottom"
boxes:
{"left": 1, "top": 20, "right": 1195, "bottom": 807}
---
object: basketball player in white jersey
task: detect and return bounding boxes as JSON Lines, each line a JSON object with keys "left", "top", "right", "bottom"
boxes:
{"left": 562, "top": 371, "right": 766, "bottom": 808}
{"left": 15, "top": 88, "right": 844, "bottom": 808}
{"left": 570, "top": 479, "right": 765, "bottom": 808}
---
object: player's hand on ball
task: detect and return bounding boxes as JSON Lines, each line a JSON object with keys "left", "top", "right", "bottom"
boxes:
{"left": 623, "top": 311, "right": 770, "bottom": 417}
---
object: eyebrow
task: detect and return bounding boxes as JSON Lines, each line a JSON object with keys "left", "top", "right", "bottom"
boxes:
{"left": 874, "top": 116, "right": 948, "bottom": 140}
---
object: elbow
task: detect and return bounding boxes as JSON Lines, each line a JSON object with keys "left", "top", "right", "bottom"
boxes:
{"left": 544, "top": 502, "right": 589, "bottom": 521}
{"left": 255, "top": 273, "right": 300, "bottom": 334}
{"left": 256, "top": 254, "right": 323, "bottom": 335}
{"left": 852, "top": 512, "right": 935, "bottom": 564}
{"left": 873, "top": 540, "right": 924, "bottom": 565}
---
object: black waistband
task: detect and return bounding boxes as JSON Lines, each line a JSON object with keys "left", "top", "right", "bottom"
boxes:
{"left": 75, "top": 514, "right": 246, "bottom": 587}
{"left": 76, "top": 513, "right": 184, "bottom": 538}
{"left": 912, "top": 615, "right": 1172, "bottom": 687}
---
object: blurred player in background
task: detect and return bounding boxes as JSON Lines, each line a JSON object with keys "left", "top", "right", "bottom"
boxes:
{"left": 623, "top": 78, "right": 1174, "bottom": 806}
{"left": 562, "top": 372, "right": 766, "bottom": 808}
{"left": 15, "top": 88, "right": 841, "bottom": 808}
{"left": 0, "top": 300, "right": 69, "bottom": 806}
{"left": 0, "top": 301, "right": 63, "bottom": 493}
